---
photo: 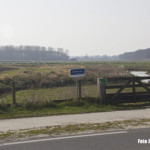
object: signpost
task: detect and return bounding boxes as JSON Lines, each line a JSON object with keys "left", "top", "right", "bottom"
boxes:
{"left": 69, "top": 68, "right": 85, "bottom": 99}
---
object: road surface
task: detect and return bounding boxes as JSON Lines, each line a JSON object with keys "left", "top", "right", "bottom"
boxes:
{"left": 1, "top": 128, "right": 150, "bottom": 150}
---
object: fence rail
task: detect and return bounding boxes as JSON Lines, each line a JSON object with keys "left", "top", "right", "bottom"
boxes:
{"left": 102, "top": 76, "right": 150, "bottom": 103}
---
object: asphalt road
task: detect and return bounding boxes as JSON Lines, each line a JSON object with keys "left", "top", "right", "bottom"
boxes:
{"left": 1, "top": 128, "right": 150, "bottom": 150}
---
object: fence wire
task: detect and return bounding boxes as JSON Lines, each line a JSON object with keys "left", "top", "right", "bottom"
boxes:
{"left": 0, "top": 81, "right": 99, "bottom": 105}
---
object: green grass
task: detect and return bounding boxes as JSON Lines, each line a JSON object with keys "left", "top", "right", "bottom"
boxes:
{"left": 0, "top": 99, "right": 150, "bottom": 119}
{"left": 0, "top": 83, "right": 148, "bottom": 120}
{"left": 1, "top": 87, "right": 77, "bottom": 104}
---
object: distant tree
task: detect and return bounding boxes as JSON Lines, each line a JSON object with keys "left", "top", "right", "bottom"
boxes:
{"left": 0, "top": 45, "right": 70, "bottom": 61}
{"left": 118, "top": 48, "right": 150, "bottom": 60}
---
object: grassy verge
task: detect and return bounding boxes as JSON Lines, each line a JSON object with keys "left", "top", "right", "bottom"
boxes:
{"left": 0, "top": 99, "right": 150, "bottom": 119}
{"left": 1, "top": 118, "right": 150, "bottom": 140}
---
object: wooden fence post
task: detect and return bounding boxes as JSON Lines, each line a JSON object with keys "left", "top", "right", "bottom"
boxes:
{"left": 11, "top": 81, "right": 16, "bottom": 105}
{"left": 97, "top": 78, "right": 106, "bottom": 104}
{"left": 132, "top": 77, "right": 136, "bottom": 101}
{"left": 78, "top": 80, "right": 81, "bottom": 99}
{"left": 76, "top": 79, "right": 82, "bottom": 99}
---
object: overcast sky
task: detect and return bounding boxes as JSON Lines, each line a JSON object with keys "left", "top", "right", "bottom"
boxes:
{"left": 0, "top": 0, "right": 150, "bottom": 56}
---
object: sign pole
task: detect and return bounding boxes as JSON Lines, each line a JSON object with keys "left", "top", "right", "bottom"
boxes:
{"left": 76, "top": 78, "right": 79, "bottom": 99}
{"left": 69, "top": 68, "right": 85, "bottom": 99}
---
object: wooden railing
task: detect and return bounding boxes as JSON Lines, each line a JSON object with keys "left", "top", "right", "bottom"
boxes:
{"left": 100, "top": 76, "right": 150, "bottom": 103}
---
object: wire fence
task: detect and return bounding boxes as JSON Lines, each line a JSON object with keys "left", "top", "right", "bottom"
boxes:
{"left": 0, "top": 81, "right": 99, "bottom": 105}
{"left": 1, "top": 76, "right": 150, "bottom": 105}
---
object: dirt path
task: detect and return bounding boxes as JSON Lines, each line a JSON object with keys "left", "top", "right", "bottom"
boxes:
{"left": 0, "top": 108, "right": 150, "bottom": 132}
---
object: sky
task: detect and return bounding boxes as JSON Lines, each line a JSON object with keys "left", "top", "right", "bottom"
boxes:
{"left": 0, "top": 0, "right": 150, "bottom": 56}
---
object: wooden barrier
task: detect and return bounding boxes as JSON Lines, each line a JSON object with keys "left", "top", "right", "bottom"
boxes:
{"left": 105, "top": 76, "right": 150, "bottom": 103}
{"left": 11, "top": 81, "right": 16, "bottom": 105}
{"left": 0, "top": 80, "right": 16, "bottom": 105}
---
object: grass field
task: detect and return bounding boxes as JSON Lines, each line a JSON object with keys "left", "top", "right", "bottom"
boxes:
{"left": 0, "top": 61, "right": 150, "bottom": 119}
{"left": 1, "top": 61, "right": 150, "bottom": 87}
{"left": 0, "top": 61, "right": 130, "bottom": 87}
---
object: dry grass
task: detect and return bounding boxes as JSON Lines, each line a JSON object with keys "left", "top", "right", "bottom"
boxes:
{"left": 0, "top": 62, "right": 129, "bottom": 88}
{"left": 1, "top": 118, "right": 150, "bottom": 141}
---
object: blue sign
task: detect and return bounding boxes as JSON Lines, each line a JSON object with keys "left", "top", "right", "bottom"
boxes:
{"left": 70, "top": 68, "right": 85, "bottom": 77}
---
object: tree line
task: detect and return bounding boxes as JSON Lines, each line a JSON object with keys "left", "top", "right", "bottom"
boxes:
{"left": 73, "top": 48, "right": 150, "bottom": 61}
{"left": 118, "top": 48, "right": 150, "bottom": 60}
{"left": 0, "top": 45, "right": 69, "bottom": 61}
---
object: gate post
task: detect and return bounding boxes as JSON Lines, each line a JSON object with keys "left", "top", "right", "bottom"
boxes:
{"left": 11, "top": 81, "right": 16, "bottom": 105}
{"left": 78, "top": 80, "right": 81, "bottom": 99}
{"left": 132, "top": 76, "right": 136, "bottom": 101}
{"left": 97, "top": 78, "right": 107, "bottom": 104}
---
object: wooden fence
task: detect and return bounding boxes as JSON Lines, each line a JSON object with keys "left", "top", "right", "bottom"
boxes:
{"left": 0, "top": 80, "right": 16, "bottom": 105}
{"left": 99, "top": 76, "right": 150, "bottom": 103}
{"left": 1, "top": 76, "right": 150, "bottom": 105}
